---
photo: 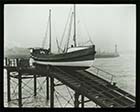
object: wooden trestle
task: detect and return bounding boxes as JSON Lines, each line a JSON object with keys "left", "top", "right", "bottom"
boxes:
{"left": 4, "top": 58, "right": 135, "bottom": 108}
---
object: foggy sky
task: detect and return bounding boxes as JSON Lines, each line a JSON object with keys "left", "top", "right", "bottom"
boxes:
{"left": 4, "top": 4, "right": 136, "bottom": 53}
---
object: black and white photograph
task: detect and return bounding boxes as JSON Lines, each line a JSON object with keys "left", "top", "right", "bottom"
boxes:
{"left": 4, "top": 4, "right": 136, "bottom": 108}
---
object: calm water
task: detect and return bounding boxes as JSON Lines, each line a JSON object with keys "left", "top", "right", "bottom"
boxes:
{"left": 92, "top": 51, "right": 136, "bottom": 96}
{"left": 4, "top": 51, "right": 135, "bottom": 107}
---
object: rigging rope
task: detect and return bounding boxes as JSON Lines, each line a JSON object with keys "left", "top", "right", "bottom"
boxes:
{"left": 64, "top": 12, "right": 74, "bottom": 53}
{"left": 56, "top": 38, "right": 63, "bottom": 53}
{"left": 42, "top": 15, "right": 50, "bottom": 49}
{"left": 83, "top": 21, "right": 93, "bottom": 45}
{"left": 59, "top": 8, "right": 72, "bottom": 52}
{"left": 76, "top": 14, "right": 94, "bottom": 46}
{"left": 52, "top": 19, "right": 63, "bottom": 53}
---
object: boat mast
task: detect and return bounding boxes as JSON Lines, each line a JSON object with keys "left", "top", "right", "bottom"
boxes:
{"left": 73, "top": 4, "right": 77, "bottom": 47}
{"left": 49, "top": 9, "right": 51, "bottom": 53}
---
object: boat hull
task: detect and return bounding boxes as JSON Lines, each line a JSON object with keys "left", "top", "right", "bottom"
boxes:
{"left": 31, "top": 59, "right": 94, "bottom": 69}
{"left": 30, "top": 45, "right": 96, "bottom": 68}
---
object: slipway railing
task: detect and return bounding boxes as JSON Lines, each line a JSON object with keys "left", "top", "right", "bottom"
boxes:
{"left": 89, "top": 65, "right": 115, "bottom": 84}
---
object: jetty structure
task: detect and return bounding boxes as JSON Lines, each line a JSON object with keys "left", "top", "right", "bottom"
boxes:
{"left": 95, "top": 44, "right": 120, "bottom": 58}
{"left": 4, "top": 58, "right": 135, "bottom": 108}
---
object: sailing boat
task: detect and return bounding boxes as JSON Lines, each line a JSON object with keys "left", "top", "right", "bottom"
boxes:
{"left": 30, "top": 5, "right": 96, "bottom": 69}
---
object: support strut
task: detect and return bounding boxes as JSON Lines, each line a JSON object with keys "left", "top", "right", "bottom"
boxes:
{"left": 34, "top": 74, "right": 37, "bottom": 97}
{"left": 50, "top": 77, "right": 54, "bottom": 108}
{"left": 46, "top": 77, "right": 49, "bottom": 101}
{"left": 74, "top": 92, "right": 79, "bottom": 108}
{"left": 7, "top": 70, "right": 11, "bottom": 102}
{"left": 81, "top": 95, "right": 84, "bottom": 108}
{"left": 18, "top": 71, "right": 22, "bottom": 107}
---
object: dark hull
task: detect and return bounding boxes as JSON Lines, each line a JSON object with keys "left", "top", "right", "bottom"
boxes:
{"left": 31, "top": 45, "right": 96, "bottom": 62}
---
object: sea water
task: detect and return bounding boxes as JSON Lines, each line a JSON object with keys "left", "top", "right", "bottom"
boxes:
{"left": 92, "top": 51, "right": 135, "bottom": 96}
{"left": 3, "top": 51, "right": 135, "bottom": 107}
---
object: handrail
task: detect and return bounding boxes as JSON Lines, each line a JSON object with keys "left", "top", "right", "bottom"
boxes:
{"left": 91, "top": 65, "right": 115, "bottom": 76}
{"left": 91, "top": 65, "right": 115, "bottom": 84}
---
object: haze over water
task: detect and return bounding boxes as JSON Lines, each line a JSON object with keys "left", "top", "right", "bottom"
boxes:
{"left": 4, "top": 4, "right": 136, "bottom": 54}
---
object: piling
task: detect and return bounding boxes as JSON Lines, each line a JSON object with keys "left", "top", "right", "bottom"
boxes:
{"left": 74, "top": 92, "right": 79, "bottom": 108}
{"left": 34, "top": 74, "right": 37, "bottom": 97}
{"left": 46, "top": 77, "right": 49, "bottom": 101}
{"left": 50, "top": 77, "right": 54, "bottom": 108}
{"left": 7, "top": 70, "right": 11, "bottom": 102}
{"left": 18, "top": 71, "right": 22, "bottom": 107}
{"left": 81, "top": 95, "right": 84, "bottom": 108}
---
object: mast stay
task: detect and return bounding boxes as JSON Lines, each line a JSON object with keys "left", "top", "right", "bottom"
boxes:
{"left": 73, "top": 4, "right": 77, "bottom": 47}
{"left": 42, "top": 13, "right": 50, "bottom": 49}
{"left": 64, "top": 12, "right": 74, "bottom": 53}
{"left": 42, "top": 9, "right": 52, "bottom": 53}
{"left": 49, "top": 9, "right": 51, "bottom": 53}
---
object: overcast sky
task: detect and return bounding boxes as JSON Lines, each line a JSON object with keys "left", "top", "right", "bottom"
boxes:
{"left": 4, "top": 4, "right": 136, "bottom": 53}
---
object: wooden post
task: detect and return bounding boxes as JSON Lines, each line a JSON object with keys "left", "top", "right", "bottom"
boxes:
{"left": 18, "top": 71, "right": 22, "bottom": 107}
{"left": 81, "top": 95, "right": 84, "bottom": 108}
{"left": 16, "top": 58, "right": 20, "bottom": 67}
{"left": 15, "top": 58, "right": 18, "bottom": 67}
{"left": 5, "top": 58, "right": 8, "bottom": 66}
{"left": 7, "top": 70, "right": 11, "bottom": 102}
{"left": 74, "top": 92, "right": 79, "bottom": 108}
{"left": 46, "top": 77, "right": 49, "bottom": 100}
{"left": 34, "top": 74, "right": 37, "bottom": 97}
{"left": 50, "top": 77, "right": 54, "bottom": 108}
